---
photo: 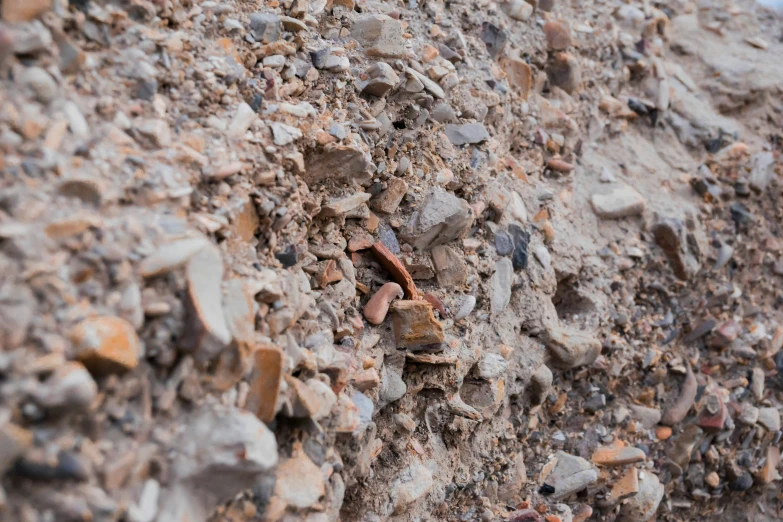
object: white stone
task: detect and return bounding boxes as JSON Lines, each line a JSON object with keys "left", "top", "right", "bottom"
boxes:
{"left": 591, "top": 185, "right": 646, "bottom": 219}
{"left": 227, "top": 102, "right": 257, "bottom": 138}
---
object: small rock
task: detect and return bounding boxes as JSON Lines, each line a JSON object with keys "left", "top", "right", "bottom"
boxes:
{"left": 403, "top": 66, "right": 445, "bottom": 99}
{"left": 651, "top": 218, "right": 700, "bottom": 281}
{"left": 543, "top": 323, "right": 601, "bottom": 369}
{"left": 363, "top": 282, "right": 404, "bottom": 325}
{"left": 227, "top": 102, "right": 257, "bottom": 139}
{"left": 546, "top": 451, "right": 598, "bottom": 500}
{"left": 70, "top": 316, "right": 141, "bottom": 374}
{"left": 583, "top": 394, "right": 606, "bottom": 414}
{"left": 391, "top": 463, "right": 433, "bottom": 514}
{"left": 400, "top": 188, "right": 474, "bottom": 251}
{"left": 371, "top": 178, "right": 408, "bottom": 214}
{"left": 371, "top": 242, "right": 418, "bottom": 298}
{"left": 475, "top": 353, "right": 509, "bottom": 379}
{"left": 357, "top": 62, "right": 400, "bottom": 97}
{"left": 704, "top": 471, "right": 720, "bottom": 488}
{"left": 304, "top": 144, "right": 372, "bottom": 186}
{"left": 182, "top": 244, "right": 232, "bottom": 362}
{"left": 271, "top": 122, "right": 303, "bottom": 146}
{"left": 391, "top": 300, "right": 444, "bottom": 348}
{"left": 758, "top": 446, "right": 781, "bottom": 484}
{"left": 1, "top": 0, "right": 50, "bottom": 23}
{"left": 33, "top": 362, "right": 97, "bottom": 411}
{"left": 139, "top": 237, "right": 209, "bottom": 277}
{"left": 728, "top": 469, "right": 753, "bottom": 492}
{"left": 274, "top": 451, "right": 325, "bottom": 509}
{"left": 454, "top": 295, "right": 477, "bottom": 320}
{"left": 431, "top": 245, "right": 468, "bottom": 287}
{"left": 546, "top": 53, "right": 581, "bottom": 94}
{"left": 509, "top": 225, "right": 530, "bottom": 270}
{"left": 757, "top": 407, "right": 781, "bottom": 432}
{"left": 508, "top": 509, "right": 543, "bottom": 522}
{"left": 738, "top": 403, "right": 759, "bottom": 426}
{"left": 697, "top": 394, "right": 729, "bottom": 431}
{"left": 352, "top": 368, "right": 380, "bottom": 391}
{"left": 444, "top": 123, "right": 490, "bottom": 146}
{"left": 352, "top": 15, "right": 407, "bottom": 58}
{"left": 10, "top": 20, "right": 52, "bottom": 55}
{"left": 530, "top": 365, "right": 553, "bottom": 403}
{"left": 591, "top": 185, "right": 646, "bottom": 219}
{"left": 19, "top": 66, "right": 58, "bottom": 103}
{"left": 481, "top": 22, "right": 507, "bottom": 59}
{"left": 379, "top": 367, "right": 407, "bottom": 409}
{"left": 618, "top": 470, "right": 664, "bottom": 522}
{"left": 505, "top": 57, "right": 532, "bottom": 99}
{"left": 662, "top": 363, "right": 697, "bottom": 425}
{"left": 162, "top": 404, "right": 277, "bottom": 519}
{"left": 495, "top": 230, "right": 514, "bottom": 256}
{"left": 249, "top": 13, "right": 281, "bottom": 43}
{"left": 628, "top": 405, "right": 661, "bottom": 429}
{"left": 319, "top": 192, "right": 372, "bottom": 217}
{"left": 503, "top": 0, "right": 533, "bottom": 21}
{"left": 592, "top": 442, "right": 646, "bottom": 466}
{"left": 751, "top": 367, "right": 765, "bottom": 401}
{"left": 544, "top": 20, "right": 571, "bottom": 50}
{"left": 245, "top": 346, "right": 283, "bottom": 422}
{"left": 490, "top": 258, "right": 513, "bottom": 314}
{"left": 669, "top": 424, "right": 702, "bottom": 469}
{"left": 608, "top": 467, "right": 639, "bottom": 503}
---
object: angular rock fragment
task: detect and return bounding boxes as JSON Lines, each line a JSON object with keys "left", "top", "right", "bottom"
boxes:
{"left": 546, "top": 53, "right": 581, "bottom": 94}
{"left": 371, "top": 178, "right": 408, "bottom": 214}
{"left": 481, "top": 22, "right": 507, "bottom": 59}
{"left": 245, "top": 346, "right": 283, "bottom": 422}
{"left": 319, "top": 192, "right": 372, "bottom": 217}
{"left": 160, "top": 404, "right": 277, "bottom": 520}
{"left": 352, "top": 15, "right": 406, "bottom": 58}
{"left": 609, "top": 467, "right": 639, "bottom": 504}
{"left": 444, "top": 123, "right": 490, "bottom": 146}
{"left": 403, "top": 67, "right": 445, "bottom": 99}
{"left": 370, "top": 242, "right": 418, "bottom": 298}
{"left": 544, "top": 20, "right": 571, "bottom": 50}
{"left": 474, "top": 353, "right": 508, "bottom": 379}
{"left": 139, "top": 237, "right": 209, "bottom": 277}
{"left": 490, "top": 258, "right": 513, "bottom": 314}
{"left": 274, "top": 451, "right": 325, "bottom": 509}
{"left": 543, "top": 324, "right": 601, "bottom": 369}
{"left": 304, "top": 144, "right": 372, "bottom": 186}
{"left": 757, "top": 407, "right": 781, "bottom": 432}
{"left": 661, "top": 363, "right": 697, "bottom": 425}
{"left": 431, "top": 245, "right": 468, "bottom": 287}
{"left": 249, "top": 13, "right": 281, "bottom": 43}
{"left": 651, "top": 218, "right": 700, "bottom": 281}
{"left": 182, "top": 244, "right": 232, "bottom": 362}
{"left": 545, "top": 452, "right": 598, "bottom": 500}
{"left": 70, "top": 316, "right": 141, "bottom": 374}
{"left": 391, "top": 463, "right": 433, "bottom": 514}
{"left": 591, "top": 185, "right": 646, "bottom": 219}
{"left": 390, "top": 300, "right": 445, "bottom": 348}
{"left": 618, "top": 470, "right": 664, "bottom": 522}
{"left": 628, "top": 405, "right": 661, "bottom": 429}
{"left": 505, "top": 57, "right": 532, "bottom": 99}
{"left": 401, "top": 189, "right": 474, "bottom": 251}
{"left": 357, "top": 62, "right": 400, "bottom": 97}
{"left": 592, "top": 443, "right": 646, "bottom": 466}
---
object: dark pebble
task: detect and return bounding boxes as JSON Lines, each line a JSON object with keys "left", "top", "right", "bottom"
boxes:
{"left": 135, "top": 79, "right": 158, "bottom": 100}
{"left": 480, "top": 22, "right": 507, "bottom": 59}
{"left": 13, "top": 452, "right": 90, "bottom": 482}
{"left": 729, "top": 471, "right": 753, "bottom": 492}
{"left": 538, "top": 483, "right": 555, "bottom": 495}
{"left": 583, "top": 394, "right": 606, "bottom": 414}
{"left": 495, "top": 230, "right": 514, "bottom": 256}
{"left": 274, "top": 245, "right": 298, "bottom": 267}
{"left": 310, "top": 48, "right": 331, "bottom": 69}
{"left": 378, "top": 222, "right": 401, "bottom": 254}
{"left": 509, "top": 225, "right": 530, "bottom": 271}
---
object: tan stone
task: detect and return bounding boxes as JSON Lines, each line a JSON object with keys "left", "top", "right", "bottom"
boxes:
{"left": 592, "top": 441, "right": 646, "bottom": 466}
{"left": 71, "top": 316, "right": 140, "bottom": 373}
{"left": 274, "top": 450, "right": 325, "bottom": 509}
{"left": 1, "top": 0, "right": 50, "bottom": 22}
{"left": 371, "top": 178, "right": 408, "bottom": 214}
{"left": 705, "top": 471, "right": 720, "bottom": 488}
{"left": 544, "top": 20, "right": 571, "bottom": 50}
{"left": 609, "top": 467, "right": 639, "bottom": 503}
{"left": 505, "top": 58, "right": 532, "bottom": 99}
{"left": 390, "top": 300, "right": 444, "bottom": 348}
{"left": 431, "top": 245, "right": 467, "bottom": 287}
{"left": 246, "top": 346, "right": 283, "bottom": 422}
{"left": 352, "top": 368, "right": 380, "bottom": 391}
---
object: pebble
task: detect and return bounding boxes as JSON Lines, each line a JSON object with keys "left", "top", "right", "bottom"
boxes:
{"left": 618, "top": 470, "right": 664, "bottom": 522}
{"left": 544, "top": 20, "right": 572, "bottom": 50}
{"left": 544, "top": 323, "right": 601, "bottom": 369}
{"left": 490, "top": 258, "right": 513, "bottom": 314}
{"left": 504, "top": 0, "right": 533, "bottom": 20}
{"left": 274, "top": 451, "right": 326, "bottom": 509}
{"left": 546, "top": 53, "right": 582, "bottom": 94}
{"left": 19, "top": 66, "right": 58, "bottom": 103}
{"left": 391, "top": 463, "right": 434, "bottom": 514}
{"left": 363, "top": 282, "right": 404, "bottom": 324}
{"left": 628, "top": 405, "right": 662, "bottom": 429}
{"left": 609, "top": 467, "right": 639, "bottom": 503}
{"left": 757, "top": 407, "right": 781, "bottom": 432}
{"left": 454, "top": 295, "right": 476, "bottom": 320}
{"left": 371, "top": 178, "right": 408, "bottom": 214}
{"left": 400, "top": 188, "right": 473, "bottom": 250}
{"left": 33, "top": 362, "right": 97, "bottom": 411}
{"left": 70, "top": 316, "right": 141, "bottom": 374}
{"left": 357, "top": 62, "right": 400, "bottom": 97}
{"left": 227, "top": 102, "right": 257, "bottom": 138}
{"left": 495, "top": 230, "right": 515, "bottom": 256}
{"left": 390, "top": 300, "right": 445, "bottom": 348}
{"left": 352, "top": 15, "right": 407, "bottom": 58}
{"left": 591, "top": 185, "right": 646, "bottom": 219}
{"left": 545, "top": 452, "right": 598, "bottom": 500}
{"left": 444, "top": 123, "right": 490, "bottom": 146}
{"left": 592, "top": 443, "right": 646, "bottom": 466}
{"left": 249, "top": 13, "right": 281, "bottom": 43}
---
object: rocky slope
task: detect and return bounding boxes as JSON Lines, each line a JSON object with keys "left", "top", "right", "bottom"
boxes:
{"left": 0, "top": 0, "right": 782, "bottom": 520}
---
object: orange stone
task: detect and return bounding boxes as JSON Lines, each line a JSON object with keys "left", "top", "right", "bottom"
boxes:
{"left": 656, "top": 426, "right": 672, "bottom": 440}
{"left": 390, "top": 300, "right": 444, "bottom": 348}
{"left": 370, "top": 242, "right": 418, "bottom": 299}
{"left": 609, "top": 467, "right": 639, "bottom": 503}
{"left": 70, "top": 316, "right": 140, "bottom": 374}
{"left": 245, "top": 346, "right": 283, "bottom": 422}
{"left": 592, "top": 441, "right": 646, "bottom": 466}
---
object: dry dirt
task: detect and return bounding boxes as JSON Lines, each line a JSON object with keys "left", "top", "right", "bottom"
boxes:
{"left": 1, "top": 0, "right": 783, "bottom": 521}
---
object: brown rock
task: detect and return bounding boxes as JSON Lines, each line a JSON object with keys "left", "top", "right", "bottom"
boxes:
{"left": 403, "top": 253, "right": 435, "bottom": 280}
{"left": 661, "top": 363, "right": 697, "bottom": 425}
{"left": 1, "top": 0, "right": 50, "bottom": 22}
{"left": 757, "top": 446, "right": 781, "bottom": 484}
{"left": 284, "top": 374, "right": 322, "bottom": 418}
{"left": 319, "top": 192, "right": 372, "bottom": 217}
{"left": 348, "top": 230, "right": 375, "bottom": 251}
{"left": 274, "top": 450, "right": 326, "bottom": 509}
{"left": 697, "top": 394, "right": 729, "bottom": 431}
{"left": 505, "top": 57, "right": 532, "bottom": 99}
{"left": 231, "top": 197, "right": 259, "bottom": 242}
{"left": 546, "top": 53, "right": 581, "bottom": 94}
{"left": 705, "top": 471, "right": 720, "bottom": 488}
{"left": 431, "top": 245, "right": 468, "bottom": 287}
{"left": 314, "top": 260, "right": 344, "bottom": 288}
{"left": 547, "top": 158, "right": 574, "bottom": 173}
{"left": 371, "top": 242, "right": 418, "bottom": 298}
{"left": 70, "top": 316, "right": 140, "bottom": 374}
{"left": 651, "top": 218, "right": 700, "bottom": 281}
{"left": 363, "top": 282, "right": 404, "bottom": 324}
{"left": 304, "top": 144, "right": 372, "bottom": 187}
{"left": 609, "top": 467, "right": 639, "bottom": 503}
{"left": 592, "top": 442, "right": 646, "bottom": 466}
{"left": 352, "top": 368, "right": 380, "bottom": 391}
{"left": 390, "top": 300, "right": 445, "bottom": 348}
{"left": 543, "top": 20, "right": 571, "bottom": 50}
{"left": 371, "top": 178, "right": 408, "bottom": 214}
{"left": 246, "top": 346, "right": 283, "bottom": 422}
